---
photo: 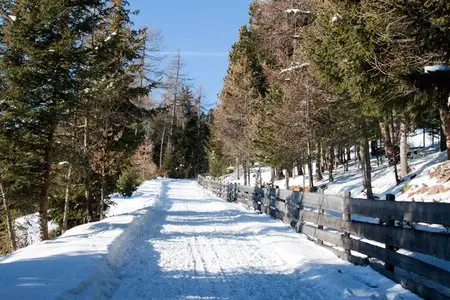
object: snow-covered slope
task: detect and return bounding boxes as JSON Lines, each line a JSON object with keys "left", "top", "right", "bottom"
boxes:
{"left": 0, "top": 179, "right": 417, "bottom": 299}
{"left": 223, "top": 142, "right": 448, "bottom": 202}
{"left": 15, "top": 213, "right": 59, "bottom": 247}
{"left": 0, "top": 181, "right": 161, "bottom": 300}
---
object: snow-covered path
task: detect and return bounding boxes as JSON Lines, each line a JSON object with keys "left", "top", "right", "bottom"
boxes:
{"left": 110, "top": 180, "right": 417, "bottom": 300}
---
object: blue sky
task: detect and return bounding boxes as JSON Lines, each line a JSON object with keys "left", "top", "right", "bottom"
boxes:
{"left": 130, "top": 0, "right": 253, "bottom": 109}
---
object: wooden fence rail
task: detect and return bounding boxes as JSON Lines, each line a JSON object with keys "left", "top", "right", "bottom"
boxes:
{"left": 197, "top": 175, "right": 450, "bottom": 300}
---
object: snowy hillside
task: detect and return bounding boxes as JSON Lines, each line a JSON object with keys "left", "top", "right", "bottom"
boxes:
{"left": 223, "top": 130, "right": 449, "bottom": 203}
{"left": 0, "top": 181, "right": 161, "bottom": 299}
{"left": 14, "top": 213, "right": 59, "bottom": 247}
{"left": 0, "top": 179, "right": 418, "bottom": 299}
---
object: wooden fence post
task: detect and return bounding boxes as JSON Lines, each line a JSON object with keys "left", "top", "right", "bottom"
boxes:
{"left": 385, "top": 193, "right": 396, "bottom": 272}
{"left": 343, "top": 191, "right": 351, "bottom": 255}
{"left": 263, "top": 187, "right": 269, "bottom": 215}
{"left": 295, "top": 192, "right": 305, "bottom": 233}
{"left": 270, "top": 187, "right": 278, "bottom": 219}
{"left": 290, "top": 191, "right": 300, "bottom": 228}
{"left": 316, "top": 189, "right": 325, "bottom": 246}
{"left": 284, "top": 192, "right": 291, "bottom": 225}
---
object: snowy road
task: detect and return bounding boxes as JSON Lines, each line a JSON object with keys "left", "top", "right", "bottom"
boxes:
{"left": 110, "top": 180, "right": 416, "bottom": 300}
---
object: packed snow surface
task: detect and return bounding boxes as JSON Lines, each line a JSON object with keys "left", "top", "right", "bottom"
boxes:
{"left": 1, "top": 179, "right": 418, "bottom": 299}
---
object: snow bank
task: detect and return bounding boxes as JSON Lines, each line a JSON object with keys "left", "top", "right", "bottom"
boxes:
{"left": 0, "top": 180, "right": 162, "bottom": 300}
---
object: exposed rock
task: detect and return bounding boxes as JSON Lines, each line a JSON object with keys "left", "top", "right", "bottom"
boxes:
{"left": 429, "top": 161, "right": 450, "bottom": 183}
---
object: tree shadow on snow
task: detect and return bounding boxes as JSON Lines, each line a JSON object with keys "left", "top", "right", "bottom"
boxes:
{"left": 0, "top": 180, "right": 415, "bottom": 300}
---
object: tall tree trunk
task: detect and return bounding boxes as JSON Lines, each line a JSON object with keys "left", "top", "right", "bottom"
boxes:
{"left": 236, "top": 157, "right": 240, "bottom": 180}
{"left": 440, "top": 125, "right": 447, "bottom": 154}
{"left": 195, "top": 95, "right": 201, "bottom": 177}
{"left": 270, "top": 167, "right": 275, "bottom": 186}
{"left": 243, "top": 164, "right": 247, "bottom": 186}
{"left": 355, "top": 146, "right": 360, "bottom": 170}
{"left": 276, "top": 168, "right": 282, "bottom": 180}
{"left": 438, "top": 99, "right": 450, "bottom": 160}
{"left": 248, "top": 162, "right": 251, "bottom": 186}
{"left": 389, "top": 113, "right": 401, "bottom": 184}
{"left": 344, "top": 148, "right": 349, "bottom": 171}
{"left": 167, "top": 52, "right": 181, "bottom": 154}
{"left": 399, "top": 119, "right": 409, "bottom": 177}
{"left": 256, "top": 167, "right": 262, "bottom": 187}
{"left": 379, "top": 138, "right": 384, "bottom": 165}
{"left": 316, "top": 142, "right": 323, "bottom": 180}
{"left": 361, "top": 119, "right": 373, "bottom": 199}
{"left": 39, "top": 129, "right": 54, "bottom": 241}
{"left": 307, "top": 157, "right": 314, "bottom": 192}
{"left": 423, "top": 128, "right": 426, "bottom": 148}
{"left": 159, "top": 112, "right": 168, "bottom": 170}
{"left": 322, "top": 149, "right": 327, "bottom": 172}
{"left": 329, "top": 144, "right": 334, "bottom": 182}
{"left": 1, "top": 182, "right": 17, "bottom": 251}
{"left": 100, "top": 159, "right": 106, "bottom": 220}
{"left": 62, "top": 164, "right": 72, "bottom": 234}
{"left": 285, "top": 168, "right": 289, "bottom": 189}
{"left": 83, "top": 117, "right": 93, "bottom": 223}
{"left": 297, "top": 160, "right": 303, "bottom": 175}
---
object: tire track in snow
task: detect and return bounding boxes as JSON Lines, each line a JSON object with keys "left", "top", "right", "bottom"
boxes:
{"left": 109, "top": 180, "right": 417, "bottom": 300}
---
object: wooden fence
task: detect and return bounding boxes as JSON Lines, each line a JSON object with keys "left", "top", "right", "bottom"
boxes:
{"left": 198, "top": 175, "right": 450, "bottom": 300}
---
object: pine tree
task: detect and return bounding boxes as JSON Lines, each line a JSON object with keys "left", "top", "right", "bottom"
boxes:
{"left": 207, "top": 128, "right": 230, "bottom": 178}
{"left": 215, "top": 25, "right": 263, "bottom": 182}
{"left": 302, "top": 0, "right": 395, "bottom": 197}
{"left": 83, "top": 0, "right": 150, "bottom": 220}
{"left": 362, "top": 0, "right": 450, "bottom": 159}
{"left": 0, "top": 0, "right": 152, "bottom": 240}
{"left": 0, "top": 0, "right": 107, "bottom": 239}
{"left": 162, "top": 85, "right": 210, "bottom": 178}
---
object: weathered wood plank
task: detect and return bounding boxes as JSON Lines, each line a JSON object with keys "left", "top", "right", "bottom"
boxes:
{"left": 278, "top": 189, "right": 293, "bottom": 201}
{"left": 200, "top": 178, "right": 450, "bottom": 299}
{"left": 238, "top": 185, "right": 253, "bottom": 194}
{"left": 253, "top": 187, "right": 265, "bottom": 198}
{"left": 322, "top": 243, "right": 368, "bottom": 266}
{"left": 299, "top": 210, "right": 345, "bottom": 230}
{"left": 275, "top": 201, "right": 288, "bottom": 214}
{"left": 285, "top": 191, "right": 301, "bottom": 226}
{"left": 288, "top": 190, "right": 300, "bottom": 204}
{"left": 342, "top": 222, "right": 450, "bottom": 261}
{"left": 301, "top": 193, "right": 344, "bottom": 212}
{"left": 370, "top": 261, "right": 450, "bottom": 300}
{"left": 344, "top": 238, "right": 450, "bottom": 288}
{"left": 237, "top": 192, "right": 250, "bottom": 201}
{"left": 346, "top": 198, "right": 450, "bottom": 225}
{"left": 298, "top": 201, "right": 450, "bottom": 262}
{"left": 298, "top": 224, "right": 344, "bottom": 248}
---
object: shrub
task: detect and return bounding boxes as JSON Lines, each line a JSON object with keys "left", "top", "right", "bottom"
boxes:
{"left": 116, "top": 168, "right": 140, "bottom": 197}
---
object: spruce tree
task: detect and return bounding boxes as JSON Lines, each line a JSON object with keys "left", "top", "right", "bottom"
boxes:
{"left": 0, "top": 0, "right": 106, "bottom": 240}
{"left": 362, "top": 0, "right": 450, "bottom": 159}
{"left": 83, "top": 0, "right": 150, "bottom": 220}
